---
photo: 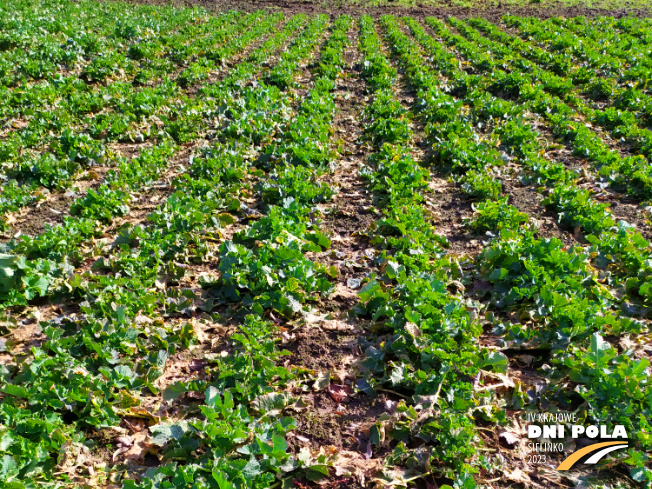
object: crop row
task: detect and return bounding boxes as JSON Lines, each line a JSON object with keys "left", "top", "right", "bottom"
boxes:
{"left": 461, "top": 17, "right": 652, "bottom": 167}
{"left": 126, "top": 14, "right": 353, "bottom": 489}
{"left": 380, "top": 15, "right": 652, "bottom": 484}
{"left": 507, "top": 15, "right": 652, "bottom": 89}
{"left": 0, "top": 1, "right": 237, "bottom": 88}
{"left": 424, "top": 18, "right": 652, "bottom": 204}
{"left": 354, "top": 15, "right": 491, "bottom": 486}
{"left": 0, "top": 11, "right": 283, "bottom": 230}
{"left": 0, "top": 12, "right": 339, "bottom": 488}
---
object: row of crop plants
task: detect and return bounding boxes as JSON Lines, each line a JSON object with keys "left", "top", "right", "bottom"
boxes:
{"left": 459, "top": 17, "right": 652, "bottom": 171}
{"left": 123, "top": 14, "right": 356, "bottom": 489}
{"left": 507, "top": 15, "right": 652, "bottom": 91}
{"left": 0, "top": 13, "right": 346, "bottom": 488}
{"left": 0, "top": 11, "right": 299, "bottom": 311}
{"left": 0, "top": 5, "right": 285, "bottom": 231}
{"left": 365, "top": 14, "right": 652, "bottom": 485}
{"left": 423, "top": 17, "right": 652, "bottom": 205}
{"left": 3, "top": 7, "right": 652, "bottom": 487}
{"left": 0, "top": 7, "right": 250, "bottom": 147}
{"left": 351, "top": 15, "right": 499, "bottom": 487}
{"left": 0, "top": 0, "right": 207, "bottom": 87}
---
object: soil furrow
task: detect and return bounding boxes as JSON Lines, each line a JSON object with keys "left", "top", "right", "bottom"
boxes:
{"left": 284, "top": 28, "right": 388, "bottom": 487}
{"left": 393, "top": 21, "right": 575, "bottom": 248}
{"left": 1, "top": 17, "right": 299, "bottom": 242}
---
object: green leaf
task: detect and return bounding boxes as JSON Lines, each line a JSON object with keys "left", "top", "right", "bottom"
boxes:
{"left": 0, "top": 253, "right": 25, "bottom": 273}
{"left": 212, "top": 470, "right": 234, "bottom": 489}
{"left": 389, "top": 364, "right": 406, "bottom": 386}
{"left": 587, "top": 333, "right": 613, "bottom": 368}
{"left": 480, "top": 351, "right": 508, "bottom": 373}
{"left": 150, "top": 421, "right": 191, "bottom": 447}
{"left": 385, "top": 261, "right": 405, "bottom": 280}
{"left": 273, "top": 434, "right": 288, "bottom": 452}
{"left": 307, "top": 231, "right": 331, "bottom": 249}
{"left": 631, "top": 466, "right": 652, "bottom": 483}
{"left": 489, "top": 268, "right": 509, "bottom": 280}
{"left": 0, "top": 454, "right": 18, "bottom": 480}
{"left": 356, "top": 378, "right": 376, "bottom": 397}
{"left": 358, "top": 280, "right": 381, "bottom": 303}
{"left": 305, "top": 464, "right": 329, "bottom": 481}
{"left": 250, "top": 392, "right": 288, "bottom": 414}
{"left": 242, "top": 457, "right": 262, "bottom": 478}
{"left": 163, "top": 381, "right": 189, "bottom": 402}
{"left": 1, "top": 384, "right": 29, "bottom": 398}
{"left": 205, "top": 386, "right": 220, "bottom": 407}
{"left": 22, "top": 275, "right": 50, "bottom": 300}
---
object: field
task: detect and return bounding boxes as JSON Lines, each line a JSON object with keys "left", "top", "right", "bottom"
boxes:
{"left": 1, "top": 0, "right": 652, "bottom": 488}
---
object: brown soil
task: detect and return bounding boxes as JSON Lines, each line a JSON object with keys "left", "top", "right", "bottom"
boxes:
{"left": 433, "top": 184, "right": 484, "bottom": 254}
{"left": 296, "top": 389, "right": 394, "bottom": 451}
{"left": 1, "top": 167, "right": 111, "bottom": 240}
{"left": 603, "top": 196, "right": 652, "bottom": 242}
{"left": 286, "top": 327, "right": 352, "bottom": 371}
{"left": 285, "top": 323, "right": 388, "bottom": 454}
{"left": 543, "top": 145, "right": 587, "bottom": 173}
{"left": 4, "top": 191, "right": 73, "bottom": 239}
{"left": 0, "top": 318, "right": 45, "bottom": 364}
{"left": 504, "top": 181, "right": 577, "bottom": 246}
{"left": 128, "top": 0, "right": 652, "bottom": 21}
{"left": 313, "top": 27, "right": 383, "bottom": 299}
{"left": 281, "top": 28, "right": 401, "bottom": 487}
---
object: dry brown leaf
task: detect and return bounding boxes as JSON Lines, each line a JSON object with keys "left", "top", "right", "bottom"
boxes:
{"left": 364, "top": 441, "right": 373, "bottom": 459}
{"left": 313, "top": 371, "right": 331, "bottom": 391}
{"left": 328, "top": 384, "right": 353, "bottom": 403}
{"left": 330, "top": 283, "right": 358, "bottom": 301}
{"left": 123, "top": 417, "right": 147, "bottom": 431}
{"left": 304, "top": 312, "right": 354, "bottom": 332}
{"left": 115, "top": 436, "right": 133, "bottom": 447}
{"left": 287, "top": 432, "right": 311, "bottom": 444}
{"left": 499, "top": 431, "right": 519, "bottom": 449}
{"left": 332, "top": 449, "right": 381, "bottom": 487}
{"left": 112, "top": 446, "right": 129, "bottom": 463}
{"left": 118, "top": 429, "right": 152, "bottom": 465}
{"left": 504, "top": 467, "right": 532, "bottom": 485}
{"left": 332, "top": 355, "right": 356, "bottom": 384}
{"left": 481, "top": 370, "right": 516, "bottom": 388}
{"left": 188, "top": 359, "right": 206, "bottom": 372}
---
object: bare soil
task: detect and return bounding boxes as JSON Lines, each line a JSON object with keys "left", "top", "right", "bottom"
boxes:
{"left": 281, "top": 28, "right": 405, "bottom": 487}
{"left": 1, "top": 167, "right": 111, "bottom": 240}
{"left": 504, "top": 181, "right": 577, "bottom": 246}
{"left": 127, "top": 0, "right": 652, "bottom": 21}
